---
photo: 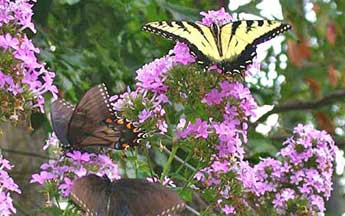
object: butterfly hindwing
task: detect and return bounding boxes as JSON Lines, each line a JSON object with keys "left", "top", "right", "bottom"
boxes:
{"left": 50, "top": 99, "right": 74, "bottom": 148}
{"left": 111, "top": 178, "right": 185, "bottom": 216}
{"left": 68, "top": 84, "right": 120, "bottom": 149}
{"left": 71, "top": 175, "right": 185, "bottom": 216}
{"left": 70, "top": 174, "right": 110, "bottom": 215}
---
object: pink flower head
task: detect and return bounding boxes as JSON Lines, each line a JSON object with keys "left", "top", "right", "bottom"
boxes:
{"left": 58, "top": 177, "right": 73, "bottom": 197}
{"left": 0, "top": 33, "right": 19, "bottom": 50}
{"left": 66, "top": 151, "right": 91, "bottom": 163}
{"left": 30, "top": 171, "right": 55, "bottom": 185}
{"left": 32, "top": 137, "right": 120, "bottom": 197}
{"left": 200, "top": 8, "right": 233, "bottom": 26}
{"left": 0, "top": 156, "right": 21, "bottom": 216}
{"left": 221, "top": 204, "right": 236, "bottom": 215}
{"left": 173, "top": 42, "right": 195, "bottom": 65}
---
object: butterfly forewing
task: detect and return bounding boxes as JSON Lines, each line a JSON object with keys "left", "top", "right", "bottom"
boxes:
{"left": 143, "top": 21, "right": 219, "bottom": 62}
{"left": 221, "top": 20, "right": 291, "bottom": 59}
{"left": 71, "top": 175, "right": 185, "bottom": 216}
{"left": 50, "top": 99, "right": 74, "bottom": 148}
{"left": 68, "top": 84, "right": 120, "bottom": 148}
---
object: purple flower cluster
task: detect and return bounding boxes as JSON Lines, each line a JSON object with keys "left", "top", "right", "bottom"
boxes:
{"left": 0, "top": 0, "right": 57, "bottom": 114}
{"left": 200, "top": 7, "right": 233, "bottom": 26}
{"left": 31, "top": 151, "right": 120, "bottom": 197}
{"left": 135, "top": 42, "right": 194, "bottom": 95}
{"left": 0, "top": 0, "right": 36, "bottom": 32}
{"left": 181, "top": 81, "right": 256, "bottom": 215}
{"left": 0, "top": 155, "right": 21, "bottom": 216}
{"left": 238, "top": 124, "right": 337, "bottom": 214}
{"left": 179, "top": 81, "right": 256, "bottom": 160}
{"left": 113, "top": 42, "right": 195, "bottom": 134}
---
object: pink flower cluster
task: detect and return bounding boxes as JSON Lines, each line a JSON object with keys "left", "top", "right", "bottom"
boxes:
{"left": 0, "top": 155, "right": 21, "bottom": 216}
{"left": 135, "top": 42, "right": 194, "bottom": 95}
{"left": 0, "top": 0, "right": 57, "bottom": 113}
{"left": 113, "top": 42, "right": 195, "bottom": 134}
{"left": 31, "top": 151, "right": 120, "bottom": 197}
{"left": 180, "top": 81, "right": 257, "bottom": 158}
{"left": 200, "top": 7, "right": 233, "bottom": 26}
{"left": 238, "top": 124, "right": 337, "bottom": 214}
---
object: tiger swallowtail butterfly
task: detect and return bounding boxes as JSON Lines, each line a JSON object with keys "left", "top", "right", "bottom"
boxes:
{"left": 142, "top": 20, "right": 291, "bottom": 76}
{"left": 70, "top": 174, "right": 185, "bottom": 216}
{"left": 50, "top": 84, "right": 146, "bottom": 151}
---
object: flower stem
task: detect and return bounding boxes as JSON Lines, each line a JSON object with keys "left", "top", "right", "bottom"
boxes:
{"left": 163, "top": 146, "right": 196, "bottom": 172}
{"left": 160, "top": 141, "right": 178, "bottom": 182}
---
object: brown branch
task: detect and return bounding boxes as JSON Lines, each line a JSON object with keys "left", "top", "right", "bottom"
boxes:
{"left": 1, "top": 147, "right": 53, "bottom": 160}
{"left": 253, "top": 89, "right": 345, "bottom": 125}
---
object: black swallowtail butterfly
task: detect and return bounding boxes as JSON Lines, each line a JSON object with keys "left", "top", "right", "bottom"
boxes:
{"left": 50, "top": 84, "right": 147, "bottom": 151}
{"left": 70, "top": 174, "right": 185, "bottom": 216}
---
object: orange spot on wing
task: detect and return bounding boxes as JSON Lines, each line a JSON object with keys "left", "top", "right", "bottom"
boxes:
{"left": 122, "top": 143, "right": 130, "bottom": 150}
{"left": 105, "top": 118, "right": 113, "bottom": 123}
{"left": 116, "top": 119, "right": 124, "bottom": 125}
{"left": 126, "top": 123, "right": 132, "bottom": 129}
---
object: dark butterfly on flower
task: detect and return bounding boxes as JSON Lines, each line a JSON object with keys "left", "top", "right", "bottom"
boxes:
{"left": 70, "top": 174, "right": 185, "bottom": 216}
{"left": 142, "top": 20, "right": 291, "bottom": 76}
{"left": 50, "top": 83, "right": 147, "bottom": 151}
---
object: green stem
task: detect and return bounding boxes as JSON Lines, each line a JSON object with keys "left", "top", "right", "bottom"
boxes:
{"left": 160, "top": 143, "right": 178, "bottom": 182}
{"left": 164, "top": 146, "right": 196, "bottom": 172}
{"left": 144, "top": 146, "right": 155, "bottom": 177}
{"left": 134, "top": 148, "right": 139, "bottom": 178}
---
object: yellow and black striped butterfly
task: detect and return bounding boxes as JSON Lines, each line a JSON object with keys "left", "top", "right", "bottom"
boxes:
{"left": 50, "top": 84, "right": 147, "bottom": 151}
{"left": 142, "top": 20, "right": 291, "bottom": 75}
{"left": 70, "top": 174, "right": 185, "bottom": 216}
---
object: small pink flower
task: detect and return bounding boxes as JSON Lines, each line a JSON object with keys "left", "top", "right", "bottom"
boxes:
{"left": 200, "top": 8, "right": 233, "bottom": 26}
{"left": 66, "top": 151, "right": 91, "bottom": 163}
{"left": 221, "top": 204, "right": 236, "bottom": 215}
{"left": 58, "top": 177, "right": 73, "bottom": 197}
{"left": 30, "top": 171, "right": 54, "bottom": 185}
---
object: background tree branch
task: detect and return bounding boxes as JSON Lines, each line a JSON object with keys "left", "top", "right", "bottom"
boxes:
{"left": 253, "top": 89, "right": 345, "bottom": 126}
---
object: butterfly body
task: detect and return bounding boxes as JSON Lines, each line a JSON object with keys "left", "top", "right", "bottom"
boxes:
{"left": 103, "top": 117, "right": 146, "bottom": 150}
{"left": 142, "top": 20, "right": 291, "bottom": 75}
{"left": 51, "top": 84, "right": 146, "bottom": 151}
{"left": 70, "top": 174, "right": 185, "bottom": 216}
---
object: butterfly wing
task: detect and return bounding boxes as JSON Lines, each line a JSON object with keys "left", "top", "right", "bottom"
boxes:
{"left": 50, "top": 99, "right": 74, "bottom": 148}
{"left": 143, "top": 20, "right": 291, "bottom": 75}
{"left": 111, "top": 179, "right": 185, "bottom": 216}
{"left": 68, "top": 84, "right": 120, "bottom": 149}
{"left": 142, "top": 21, "right": 220, "bottom": 63}
{"left": 220, "top": 20, "right": 291, "bottom": 73}
{"left": 71, "top": 175, "right": 185, "bottom": 216}
{"left": 70, "top": 174, "right": 111, "bottom": 216}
